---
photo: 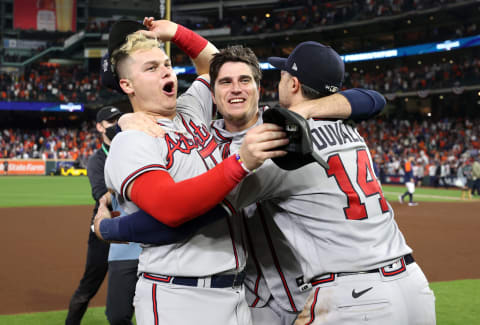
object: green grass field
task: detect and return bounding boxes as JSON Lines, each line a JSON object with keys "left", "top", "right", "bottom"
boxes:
{"left": 0, "top": 176, "right": 474, "bottom": 208}
{"left": 0, "top": 176, "right": 93, "bottom": 207}
{"left": 382, "top": 184, "right": 477, "bottom": 203}
{"left": 0, "top": 279, "right": 478, "bottom": 324}
{"left": 0, "top": 176, "right": 478, "bottom": 324}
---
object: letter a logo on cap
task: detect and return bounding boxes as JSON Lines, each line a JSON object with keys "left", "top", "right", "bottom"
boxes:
{"left": 102, "top": 58, "right": 109, "bottom": 72}
{"left": 292, "top": 63, "right": 298, "bottom": 71}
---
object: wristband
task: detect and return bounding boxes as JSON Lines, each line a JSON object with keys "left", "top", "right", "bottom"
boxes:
{"left": 171, "top": 25, "right": 208, "bottom": 59}
{"left": 235, "top": 153, "right": 255, "bottom": 174}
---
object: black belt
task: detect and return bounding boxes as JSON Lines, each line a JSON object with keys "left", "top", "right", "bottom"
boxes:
{"left": 142, "top": 271, "right": 246, "bottom": 288}
{"left": 310, "top": 254, "right": 415, "bottom": 286}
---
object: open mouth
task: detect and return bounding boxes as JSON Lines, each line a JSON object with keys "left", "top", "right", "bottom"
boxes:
{"left": 163, "top": 82, "right": 174, "bottom": 94}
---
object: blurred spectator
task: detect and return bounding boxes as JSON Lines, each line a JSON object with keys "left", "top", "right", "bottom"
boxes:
{"left": 472, "top": 156, "right": 480, "bottom": 196}
{"left": 455, "top": 159, "right": 472, "bottom": 200}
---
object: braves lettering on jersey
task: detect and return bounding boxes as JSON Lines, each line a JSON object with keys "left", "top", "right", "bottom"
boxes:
{"left": 105, "top": 78, "right": 246, "bottom": 277}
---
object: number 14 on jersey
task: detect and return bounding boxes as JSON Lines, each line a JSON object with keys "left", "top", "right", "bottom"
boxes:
{"left": 326, "top": 149, "right": 389, "bottom": 220}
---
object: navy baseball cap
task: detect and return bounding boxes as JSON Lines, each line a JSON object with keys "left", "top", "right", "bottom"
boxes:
{"left": 101, "top": 20, "right": 148, "bottom": 93}
{"left": 100, "top": 52, "right": 125, "bottom": 93}
{"left": 96, "top": 106, "right": 122, "bottom": 123}
{"left": 108, "top": 20, "right": 147, "bottom": 56}
{"left": 268, "top": 41, "right": 344, "bottom": 94}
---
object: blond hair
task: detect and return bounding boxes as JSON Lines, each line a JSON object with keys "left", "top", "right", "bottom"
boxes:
{"left": 111, "top": 32, "right": 164, "bottom": 78}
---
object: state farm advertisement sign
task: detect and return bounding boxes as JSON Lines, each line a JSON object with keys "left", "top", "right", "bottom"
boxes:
{"left": 2, "top": 160, "right": 46, "bottom": 175}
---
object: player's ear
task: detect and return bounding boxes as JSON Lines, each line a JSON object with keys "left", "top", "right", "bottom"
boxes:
{"left": 211, "top": 89, "right": 217, "bottom": 105}
{"left": 96, "top": 122, "right": 105, "bottom": 133}
{"left": 291, "top": 76, "right": 301, "bottom": 94}
{"left": 119, "top": 78, "right": 134, "bottom": 95}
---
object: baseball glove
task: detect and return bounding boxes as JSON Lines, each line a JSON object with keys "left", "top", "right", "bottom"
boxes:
{"left": 262, "top": 106, "right": 329, "bottom": 170}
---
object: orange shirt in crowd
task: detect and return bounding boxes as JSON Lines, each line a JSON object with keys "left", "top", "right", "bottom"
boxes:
{"left": 405, "top": 161, "right": 412, "bottom": 173}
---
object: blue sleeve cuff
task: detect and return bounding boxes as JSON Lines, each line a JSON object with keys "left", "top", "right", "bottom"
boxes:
{"left": 100, "top": 205, "right": 229, "bottom": 245}
{"left": 99, "top": 217, "right": 122, "bottom": 241}
{"left": 340, "top": 88, "right": 386, "bottom": 121}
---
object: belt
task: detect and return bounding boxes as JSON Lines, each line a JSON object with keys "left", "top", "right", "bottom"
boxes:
{"left": 142, "top": 271, "right": 246, "bottom": 289}
{"left": 309, "top": 254, "right": 415, "bottom": 287}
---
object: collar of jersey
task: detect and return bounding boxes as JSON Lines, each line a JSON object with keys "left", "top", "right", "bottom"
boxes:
{"left": 156, "top": 116, "right": 190, "bottom": 136}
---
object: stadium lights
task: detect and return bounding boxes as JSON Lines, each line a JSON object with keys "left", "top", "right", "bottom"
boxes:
{"left": 173, "top": 34, "right": 480, "bottom": 74}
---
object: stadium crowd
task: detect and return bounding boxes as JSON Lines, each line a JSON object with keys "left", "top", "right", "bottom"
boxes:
{"left": 82, "top": 0, "right": 466, "bottom": 35}
{"left": 2, "top": 53, "right": 479, "bottom": 103}
{"left": 358, "top": 117, "right": 480, "bottom": 188}
{"left": 0, "top": 122, "right": 100, "bottom": 167}
{"left": 30, "top": 0, "right": 473, "bottom": 45}
{"left": 226, "top": 0, "right": 471, "bottom": 40}
{"left": 344, "top": 57, "right": 480, "bottom": 94}
{"left": 3, "top": 0, "right": 476, "bottom": 66}
{"left": 1, "top": 116, "right": 479, "bottom": 190}
{"left": 260, "top": 55, "right": 480, "bottom": 101}
{"left": 0, "top": 64, "right": 121, "bottom": 103}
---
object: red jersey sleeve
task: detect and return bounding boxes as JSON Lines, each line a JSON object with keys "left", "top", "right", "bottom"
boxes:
{"left": 130, "top": 155, "right": 246, "bottom": 227}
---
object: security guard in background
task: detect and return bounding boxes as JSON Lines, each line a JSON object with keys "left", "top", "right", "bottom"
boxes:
{"left": 66, "top": 106, "right": 122, "bottom": 325}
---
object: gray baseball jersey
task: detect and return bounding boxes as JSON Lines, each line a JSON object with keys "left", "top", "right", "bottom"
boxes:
{"left": 212, "top": 115, "right": 310, "bottom": 314}
{"left": 213, "top": 110, "right": 411, "bottom": 281}
{"left": 105, "top": 78, "right": 246, "bottom": 277}
{"left": 228, "top": 115, "right": 411, "bottom": 282}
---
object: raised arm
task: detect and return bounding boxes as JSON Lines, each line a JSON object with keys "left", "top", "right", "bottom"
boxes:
{"left": 141, "top": 17, "right": 218, "bottom": 75}
{"left": 288, "top": 88, "right": 385, "bottom": 121}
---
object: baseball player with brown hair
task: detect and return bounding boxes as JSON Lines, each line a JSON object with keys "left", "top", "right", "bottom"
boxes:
{"left": 102, "top": 19, "right": 291, "bottom": 325}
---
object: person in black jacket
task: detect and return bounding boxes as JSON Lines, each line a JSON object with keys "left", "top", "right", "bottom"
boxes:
{"left": 65, "top": 106, "right": 122, "bottom": 325}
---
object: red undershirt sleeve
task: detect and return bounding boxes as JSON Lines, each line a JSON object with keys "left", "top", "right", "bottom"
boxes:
{"left": 130, "top": 155, "right": 247, "bottom": 227}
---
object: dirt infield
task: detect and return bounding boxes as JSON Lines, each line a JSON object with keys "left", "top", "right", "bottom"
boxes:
{"left": 1, "top": 201, "right": 480, "bottom": 315}
{"left": 0, "top": 205, "right": 107, "bottom": 315}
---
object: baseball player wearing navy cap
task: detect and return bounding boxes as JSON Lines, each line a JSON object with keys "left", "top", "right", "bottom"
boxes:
{"left": 102, "top": 18, "right": 290, "bottom": 325}
{"left": 245, "top": 41, "right": 435, "bottom": 324}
